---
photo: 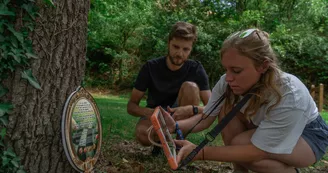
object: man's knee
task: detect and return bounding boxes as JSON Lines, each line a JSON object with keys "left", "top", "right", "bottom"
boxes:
{"left": 178, "top": 81, "right": 200, "bottom": 106}
{"left": 180, "top": 81, "right": 199, "bottom": 93}
{"left": 135, "top": 121, "right": 152, "bottom": 146}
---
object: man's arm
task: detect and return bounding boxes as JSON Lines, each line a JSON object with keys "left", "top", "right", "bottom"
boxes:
{"left": 193, "top": 89, "right": 211, "bottom": 113}
{"left": 127, "top": 88, "right": 154, "bottom": 119}
{"left": 169, "top": 89, "right": 211, "bottom": 120}
{"left": 200, "top": 90, "right": 211, "bottom": 105}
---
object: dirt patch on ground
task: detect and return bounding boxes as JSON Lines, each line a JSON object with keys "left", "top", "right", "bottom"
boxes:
{"left": 95, "top": 135, "right": 328, "bottom": 173}
{"left": 95, "top": 135, "right": 234, "bottom": 173}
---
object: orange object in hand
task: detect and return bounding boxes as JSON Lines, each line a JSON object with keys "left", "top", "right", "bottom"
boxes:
{"left": 150, "top": 106, "right": 178, "bottom": 170}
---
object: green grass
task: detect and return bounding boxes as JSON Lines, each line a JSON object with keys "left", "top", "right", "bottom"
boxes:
{"left": 321, "top": 111, "right": 328, "bottom": 124}
{"left": 93, "top": 93, "right": 222, "bottom": 146}
{"left": 93, "top": 93, "right": 141, "bottom": 140}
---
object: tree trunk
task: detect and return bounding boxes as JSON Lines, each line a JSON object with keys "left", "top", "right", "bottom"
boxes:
{"left": 4, "top": 0, "right": 90, "bottom": 172}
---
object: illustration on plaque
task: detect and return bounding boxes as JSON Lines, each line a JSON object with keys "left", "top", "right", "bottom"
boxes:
{"left": 62, "top": 86, "right": 102, "bottom": 173}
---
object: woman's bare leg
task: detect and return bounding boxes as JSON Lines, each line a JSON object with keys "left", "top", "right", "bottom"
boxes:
{"left": 218, "top": 110, "right": 255, "bottom": 173}
{"left": 230, "top": 129, "right": 316, "bottom": 173}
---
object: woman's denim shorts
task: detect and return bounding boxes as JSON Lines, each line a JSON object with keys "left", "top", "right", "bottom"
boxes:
{"left": 302, "top": 115, "right": 328, "bottom": 162}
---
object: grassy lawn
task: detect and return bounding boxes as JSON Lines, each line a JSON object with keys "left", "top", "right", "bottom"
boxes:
{"left": 91, "top": 91, "right": 328, "bottom": 172}
{"left": 322, "top": 111, "right": 328, "bottom": 124}
{"left": 92, "top": 92, "right": 222, "bottom": 146}
{"left": 94, "top": 93, "right": 140, "bottom": 140}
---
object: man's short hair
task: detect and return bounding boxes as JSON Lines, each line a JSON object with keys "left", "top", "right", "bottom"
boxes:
{"left": 168, "top": 21, "right": 197, "bottom": 43}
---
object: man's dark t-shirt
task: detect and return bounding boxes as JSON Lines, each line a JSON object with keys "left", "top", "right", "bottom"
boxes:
{"left": 134, "top": 56, "right": 210, "bottom": 108}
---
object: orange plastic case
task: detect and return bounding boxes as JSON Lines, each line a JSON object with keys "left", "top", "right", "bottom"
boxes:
{"left": 150, "top": 107, "right": 178, "bottom": 170}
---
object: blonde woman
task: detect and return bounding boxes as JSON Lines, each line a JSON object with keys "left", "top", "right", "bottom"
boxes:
{"left": 162, "top": 29, "right": 328, "bottom": 173}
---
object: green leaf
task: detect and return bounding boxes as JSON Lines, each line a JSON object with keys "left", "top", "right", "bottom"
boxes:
{"left": 0, "top": 128, "right": 6, "bottom": 139}
{"left": 0, "top": 140, "right": 4, "bottom": 147}
{"left": 11, "top": 160, "right": 19, "bottom": 168}
{"left": 0, "top": 10, "right": 15, "bottom": 16}
{"left": 21, "top": 3, "right": 36, "bottom": 20}
{"left": 27, "top": 25, "right": 34, "bottom": 31}
{"left": 5, "top": 149, "right": 16, "bottom": 157}
{"left": 0, "top": 103, "right": 13, "bottom": 117}
{"left": 9, "top": 65, "right": 15, "bottom": 72}
{"left": 0, "top": 35, "right": 4, "bottom": 42}
{"left": 21, "top": 4, "right": 33, "bottom": 14}
{"left": 17, "top": 170, "right": 26, "bottom": 173}
{"left": 0, "top": 116, "right": 8, "bottom": 125}
{"left": 0, "top": 85, "right": 8, "bottom": 97}
{"left": 6, "top": 24, "right": 24, "bottom": 43}
{"left": 8, "top": 52, "right": 21, "bottom": 63}
{"left": 21, "top": 69, "right": 42, "bottom": 90}
{"left": 44, "top": 0, "right": 55, "bottom": 7}
{"left": 0, "top": 21, "right": 3, "bottom": 33}
{"left": 3, "top": 0, "right": 11, "bottom": 5}
{"left": 25, "top": 53, "right": 38, "bottom": 59}
{"left": 10, "top": 37, "right": 18, "bottom": 48}
{"left": 2, "top": 156, "right": 9, "bottom": 166}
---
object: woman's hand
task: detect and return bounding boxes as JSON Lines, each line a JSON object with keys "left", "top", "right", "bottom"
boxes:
{"left": 159, "top": 106, "right": 176, "bottom": 133}
{"left": 174, "top": 139, "right": 198, "bottom": 164}
{"left": 167, "top": 105, "right": 193, "bottom": 120}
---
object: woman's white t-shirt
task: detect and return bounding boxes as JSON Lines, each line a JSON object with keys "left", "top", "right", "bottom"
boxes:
{"left": 204, "top": 72, "right": 318, "bottom": 154}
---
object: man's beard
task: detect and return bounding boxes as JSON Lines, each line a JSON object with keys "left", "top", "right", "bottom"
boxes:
{"left": 168, "top": 54, "right": 185, "bottom": 66}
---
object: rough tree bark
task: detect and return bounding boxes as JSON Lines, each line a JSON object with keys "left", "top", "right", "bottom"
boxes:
{"left": 4, "top": 0, "right": 90, "bottom": 172}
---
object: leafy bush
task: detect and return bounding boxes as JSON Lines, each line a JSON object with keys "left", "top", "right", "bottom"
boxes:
{"left": 86, "top": 0, "right": 328, "bottom": 91}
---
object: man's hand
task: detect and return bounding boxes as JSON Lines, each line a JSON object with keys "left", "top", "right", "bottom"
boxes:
{"left": 167, "top": 105, "right": 193, "bottom": 120}
{"left": 174, "top": 139, "right": 198, "bottom": 164}
{"left": 159, "top": 107, "right": 176, "bottom": 133}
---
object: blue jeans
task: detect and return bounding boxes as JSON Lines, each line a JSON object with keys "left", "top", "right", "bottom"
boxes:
{"left": 302, "top": 115, "right": 328, "bottom": 162}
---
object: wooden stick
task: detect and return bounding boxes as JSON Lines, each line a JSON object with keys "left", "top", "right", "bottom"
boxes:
{"left": 310, "top": 84, "right": 316, "bottom": 99}
{"left": 319, "top": 84, "right": 324, "bottom": 112}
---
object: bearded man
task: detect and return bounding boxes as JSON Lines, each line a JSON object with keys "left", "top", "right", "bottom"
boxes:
{"left": 127, "top": 21, "right": 211, "bottom": 155}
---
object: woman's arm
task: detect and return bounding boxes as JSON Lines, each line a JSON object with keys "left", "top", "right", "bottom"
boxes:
{"left": 178, "top": 114, "right": 216, "bottom": 134}
{"left": 160, "top": 108, "right": 216, "bottom": 134}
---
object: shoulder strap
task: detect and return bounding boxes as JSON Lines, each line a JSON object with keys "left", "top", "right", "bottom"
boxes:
{"left": 177, "top": 92, "right": 253, "bottom": 169}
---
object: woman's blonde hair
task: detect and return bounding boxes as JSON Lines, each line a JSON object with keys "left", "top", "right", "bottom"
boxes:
{"left": 220, "top": 29, "right": 282, "bottom": 119}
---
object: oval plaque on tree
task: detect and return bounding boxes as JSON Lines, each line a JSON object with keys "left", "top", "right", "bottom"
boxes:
{"left": 61, "top": 86, "right": 102, "bottom": 172}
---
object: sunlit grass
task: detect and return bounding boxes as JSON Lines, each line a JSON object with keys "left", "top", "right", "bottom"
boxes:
{"left": 92, "top": 93, "right": 222, "bottom": 145}
{"left": 92, "top": 93, "right": 142, "bottom": 140}
{"left": 321, "top": 111, "right": 328, "bottom": 124}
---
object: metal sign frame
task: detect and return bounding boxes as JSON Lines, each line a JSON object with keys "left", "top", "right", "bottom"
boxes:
{"left": 61, "top": 86, "right": 102, "bottom": 172}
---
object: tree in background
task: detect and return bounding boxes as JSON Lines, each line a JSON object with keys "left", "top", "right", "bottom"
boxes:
{"left": 87, "top": 0, "right": 152, "bottom": 88}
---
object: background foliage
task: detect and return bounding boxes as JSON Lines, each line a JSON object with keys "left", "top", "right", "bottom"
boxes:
{"left": 0, "top": 0, "right": 41, "bottom": 172}
{"left": 86, "top": 0, "right": 328, "bottom": 89}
